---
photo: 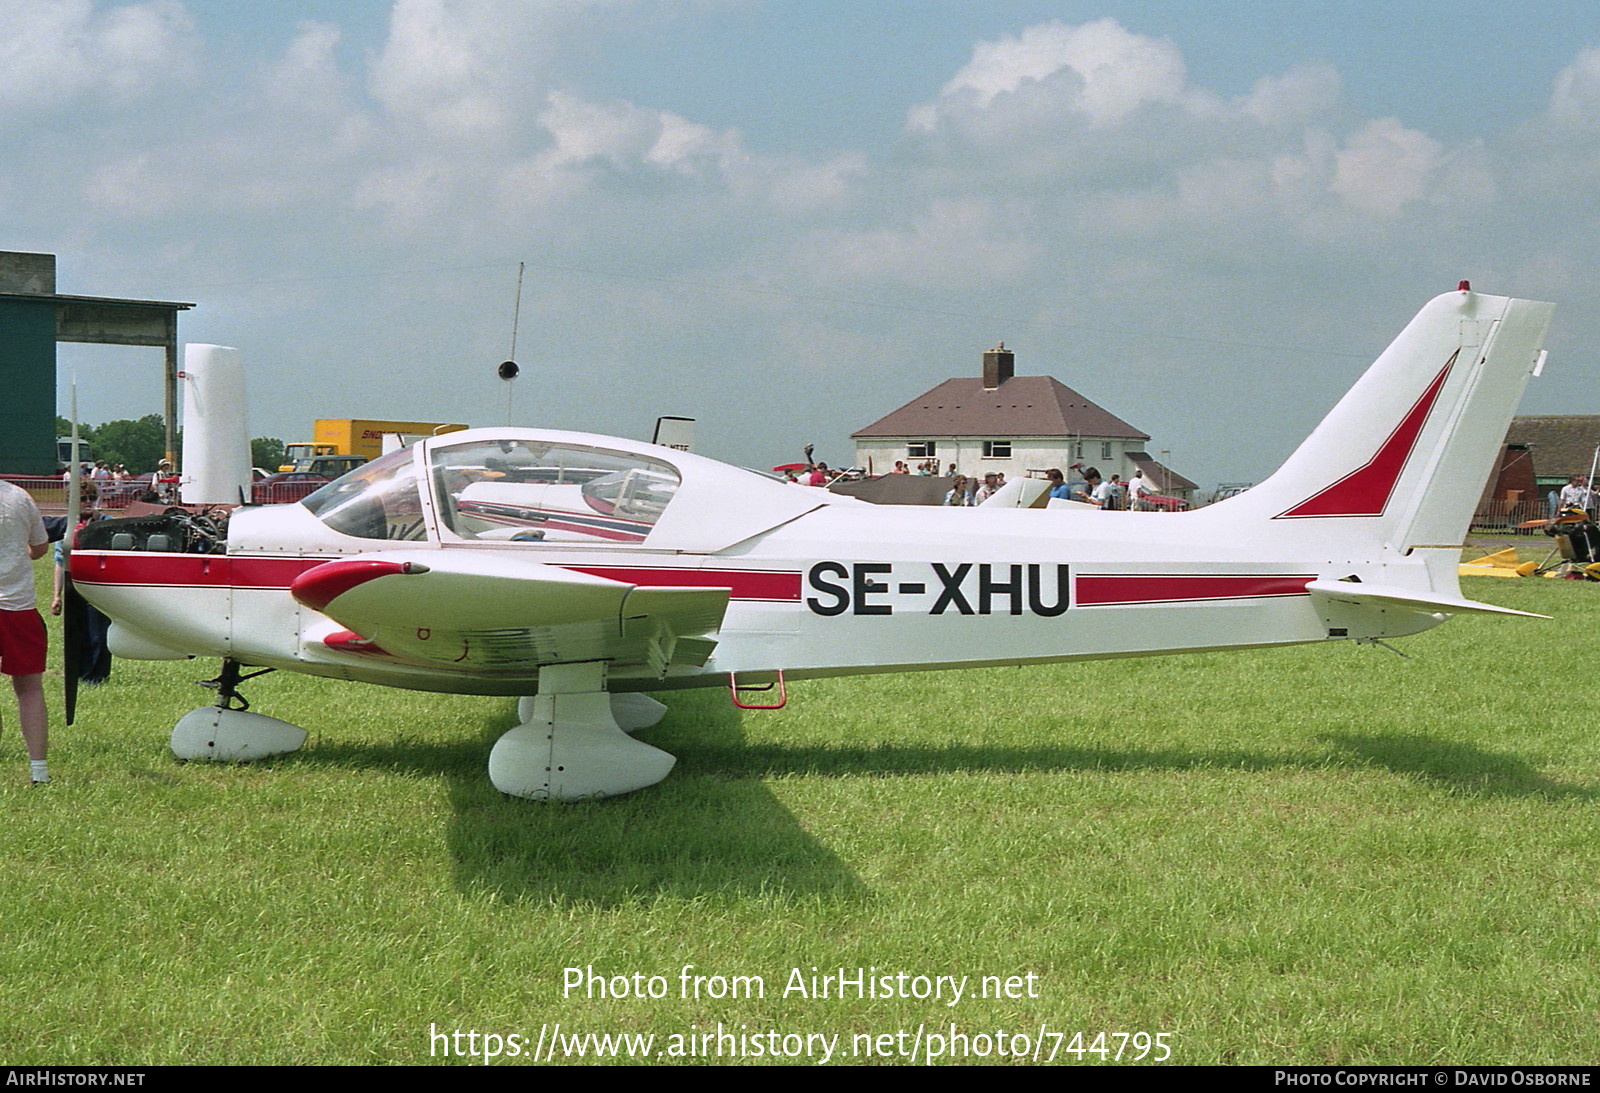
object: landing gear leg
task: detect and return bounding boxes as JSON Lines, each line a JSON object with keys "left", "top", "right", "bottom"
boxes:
{"left": 515, "top": 691, "right": 668, "bottom": 734}
{"left": 492, "top": 662, "right": 675, "bottom": 801}
{"left": 171, "top": 659, "right": 307, "bottom": 761}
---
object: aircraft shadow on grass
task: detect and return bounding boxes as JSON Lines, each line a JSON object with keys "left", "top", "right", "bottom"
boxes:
{"left": 269, "top": 695, "right": 856, "bottom": 905}
{"left": 441, "top": 697, "right": 868, "bottom": 906}
{"left": 198, "top": 678, "right": 1591, "bottom": 904}
{"left": 1322, "top": 733, "right": 1594, "bottom": 800}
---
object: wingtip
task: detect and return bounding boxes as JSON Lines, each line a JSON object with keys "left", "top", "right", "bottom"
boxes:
{"left": 290, "top": 559, "right": 415, "bottom": 612}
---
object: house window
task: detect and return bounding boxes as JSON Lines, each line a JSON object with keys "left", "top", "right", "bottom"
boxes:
{"left": 1101, "top": 442, "right": 1112, "bottom": 459}
{"left": 1074, "top": 441, "right": 1084, "bottom": 459}
{"left": 982, "top": 440, "right": 1011, "bottom": 458}
{"left": 907, "top": 440, "right": 937, "bottom": 458}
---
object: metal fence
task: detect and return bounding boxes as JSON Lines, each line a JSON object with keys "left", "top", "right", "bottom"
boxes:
{"left": 251, "top": 480, "right": 324, "bottom": 505}
{"left": 1, "top": 474, "right": 219, "bottom": 514}
{"left": 1471, "top": 497, "right": 1548, "bottom": 533}
{"left": 0, "top": 475, "right": 159, "bottom": 515}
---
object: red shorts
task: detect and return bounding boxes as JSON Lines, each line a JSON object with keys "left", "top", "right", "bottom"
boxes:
{"left": 0, "top": 609, "right": 46, "bottom": 676}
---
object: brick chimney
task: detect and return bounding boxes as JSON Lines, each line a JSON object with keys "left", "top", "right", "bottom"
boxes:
{"left": 982, "top": 341, "right": 1014, "bottom": 389}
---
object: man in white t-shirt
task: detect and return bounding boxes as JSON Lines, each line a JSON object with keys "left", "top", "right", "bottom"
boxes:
{"left": 1558, "top": 475, "right": 1590, "bottom": 514}
{"left": 1091, "top": 476, "right": 1115, "bottom": 509}
{"left": 0, "top": 481, "right": 50, "bottom": 785}
{"left": 1128, "top": 471, "right": 1155, "bottom": 510}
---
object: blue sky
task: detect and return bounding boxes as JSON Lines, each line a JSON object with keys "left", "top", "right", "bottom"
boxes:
{"left": 12, "top": 0, "right": 1600, "bottom": 487}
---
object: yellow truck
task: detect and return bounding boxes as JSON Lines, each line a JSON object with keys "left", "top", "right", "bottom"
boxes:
{"left": 279, "top": 420, "right": 469, "bottom": 472}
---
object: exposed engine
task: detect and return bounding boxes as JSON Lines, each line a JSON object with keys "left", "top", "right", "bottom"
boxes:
{"left": 77, "top": 507, "right": 231, "bottom": 555}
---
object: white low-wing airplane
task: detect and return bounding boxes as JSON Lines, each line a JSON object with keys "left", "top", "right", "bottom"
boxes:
{"left": 70, "top": 285, "right": 1553, "bottom": 800}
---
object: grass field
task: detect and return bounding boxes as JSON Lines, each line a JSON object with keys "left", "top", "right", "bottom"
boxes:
{"left": 3, "top": 557, "right": 1598, "bottom": 1065}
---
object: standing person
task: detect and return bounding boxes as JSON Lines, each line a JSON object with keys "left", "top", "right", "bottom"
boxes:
{"left": 975, "top": 472, "right": 1001, "bottom": 503}
{"left": 1045, "top": 469, "right": 1072, "bottom": 501}
{"left": 51, "top": 480, "right": 112, "bottom": 685}
{"left": 1129, "top": 470, "right": 1153, "bottom": 510}
{"left": 1091, "top": 474, "right": 1116, "bottom": 510}
{"left": 0, "top": 480, "right": 50, "bottom": 785}
{"left": 1559, "top": 475, "right": 1590, "bottom": 515}
{"left": 943, "top": 475, "right": 971, "bottom": 506}
{"left": 1102, "top": 474, "right": 1125, "bottom": 511}
{"left": 1073, "top": 468, "right": 1102, "bottom": 505}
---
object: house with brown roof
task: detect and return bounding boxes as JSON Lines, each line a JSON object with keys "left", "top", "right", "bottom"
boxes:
{"left": 851, "top": 343, "right": 1196, "bottom": 500}
{"left": 1503, "top": 416, "right": 1600, "bottom": 488}
{"left": 1475, "top": 415, "right": 1600, "bottom": 524}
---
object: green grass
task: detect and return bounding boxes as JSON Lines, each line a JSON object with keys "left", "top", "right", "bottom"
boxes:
{"left": 4, "top": 563, "right": 1599, "bottom": 1065}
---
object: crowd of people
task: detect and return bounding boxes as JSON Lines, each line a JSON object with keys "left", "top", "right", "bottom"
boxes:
{"left": 782, "top": 462, "right": 838, "bottom": 486}
{"left": 1042, "top": 464, "right": 1166, "bottom": 510}
{"left": 939, "top": 472, "right": 1008, "bottom": 505}
{"left": 791, "top": 452, "right": 1173, "bottom": 509}
{"left": 931, "top": 462, "right": 1168, "bottom": 510}
{"left": 63, "top": 459, "right": 176, "bottom": 506}
{"left": 889, "top": 460, "right": 948, "bottom": 476}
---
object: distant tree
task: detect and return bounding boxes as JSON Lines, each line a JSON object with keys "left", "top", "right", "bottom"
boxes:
{"left": 251, "top": 437, "right": 286, "bottom": 471}
{"left": 90, "top": 415, "right": 166, "bottom": 473}
{"left": 55, "top": 416, "right": 93, "bottom": 443}
{"left": 53, "top": 417, "right": 94, "bottom": 465}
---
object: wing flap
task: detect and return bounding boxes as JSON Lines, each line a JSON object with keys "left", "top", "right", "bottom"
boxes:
{"left": 620, "top": 586, "right": 730, "bottom": 673}
{"left": 290, "top": 551, "right": 730, "bottom": 674}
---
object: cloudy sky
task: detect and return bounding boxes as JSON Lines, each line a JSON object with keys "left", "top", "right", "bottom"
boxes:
{"left": 11, "top": 0, "right": 1600, "bottom": 487}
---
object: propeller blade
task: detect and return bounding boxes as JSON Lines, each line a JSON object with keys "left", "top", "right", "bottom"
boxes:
{"left": 63, "top": 577, "right": 83, "bottom": 725}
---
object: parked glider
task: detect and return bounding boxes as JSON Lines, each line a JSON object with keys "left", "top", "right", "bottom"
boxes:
{"left": 70, "top": 285, "right": 1554, "bottom": 800}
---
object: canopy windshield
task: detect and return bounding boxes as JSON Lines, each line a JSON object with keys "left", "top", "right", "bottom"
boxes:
{"left": 428, "top": 438, "right": 681, "bottom": 544}
{"left": 300, "top": 446, "right": 426, "bottom": 541}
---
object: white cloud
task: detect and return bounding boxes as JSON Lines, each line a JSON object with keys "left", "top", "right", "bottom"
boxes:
{"left": 0, "top": 0, "right": 196, "bottom": 116}
{"left": 756, "top": 153, "right": 867, "bottom": 213}
{"left": 352, "top": 157, "right": 468, "bottom": 229}
{"left": 909, "top": 18, "right": 1192, "bottom": 132}
{"left": 265, "top": 21, "right": 346, "bottom": 111}
{"left": 1548, "top": 46, "right": 1600, "bottom": 129}
{"left": 800, "top": 199, "right": 1038, "bottom": 289}
{"left": 367, "top": 0, "right": 553, "bottom": 142}
{"left": 1176, "top": 158, "right": 1274, "bottom": 215}
{"left": 23, "top": 7, "right": 1600, "bottom": 488}
{"left": 1238, "top": 62, "right": 1341, "bottom": 127}
{"left": 536, "top": 90, "right": 741, "bottom": 175}
{"left": 1330, "top": 118, "right": 1445, "bottom": 216}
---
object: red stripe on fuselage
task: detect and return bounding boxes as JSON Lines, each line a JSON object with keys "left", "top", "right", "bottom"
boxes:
{"left": 1076, "top": 574, "right": 1314, "bottom": 606}
{"left": 69, "top": 552, "right": 803, "bottom": 603}
{"left": 70, "top": 552, "right": 323, "bottom": 588}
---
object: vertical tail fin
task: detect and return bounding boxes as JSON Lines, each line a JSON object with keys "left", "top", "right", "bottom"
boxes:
{"left": 1206, "top": 285, "right": 1554, "bottom": 552}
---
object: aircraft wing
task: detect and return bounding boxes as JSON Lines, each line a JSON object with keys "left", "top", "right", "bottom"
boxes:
{"left": 289, "top": 550, "right": 728, "bottom": 676}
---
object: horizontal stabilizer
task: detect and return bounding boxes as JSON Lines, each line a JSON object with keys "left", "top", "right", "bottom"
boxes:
{"left": 1305, "top": 579, "right": 1547, "bottom": 619}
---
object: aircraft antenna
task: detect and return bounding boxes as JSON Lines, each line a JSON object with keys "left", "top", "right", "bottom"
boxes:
{"left": 508, "top": 260, "right": 525, "bottom": 361}
{"left": 501, "top": 261, "right": 526, "bottom": 425}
